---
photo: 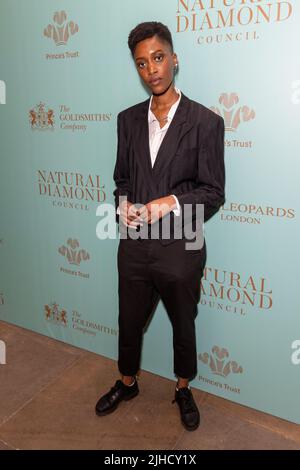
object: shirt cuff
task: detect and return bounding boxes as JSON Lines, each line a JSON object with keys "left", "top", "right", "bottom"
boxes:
{"left": 171, "top": 195, "right": 181, "bottom": 216}
{"left": 116, "top": 206, "right": 120, "bottom": 215}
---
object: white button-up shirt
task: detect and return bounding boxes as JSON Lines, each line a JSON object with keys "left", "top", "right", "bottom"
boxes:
{"left": 117, "top": 87, "right": 182, "bottom": 216}
{"left": 148, "top": 87, "right": 181, "bottom": 215}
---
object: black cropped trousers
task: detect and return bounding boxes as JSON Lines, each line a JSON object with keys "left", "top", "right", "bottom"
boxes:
{"left": 117, "top": 237, "right": 206, "bottom": 380}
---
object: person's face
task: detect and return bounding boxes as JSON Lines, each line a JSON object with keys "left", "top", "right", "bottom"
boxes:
{"left": 133, "top": 35, "right": 177, "bottom": 94}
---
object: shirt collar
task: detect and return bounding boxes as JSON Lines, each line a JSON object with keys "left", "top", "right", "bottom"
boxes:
{"left": 148, "top": 86, "right": 182, "bottom": 123}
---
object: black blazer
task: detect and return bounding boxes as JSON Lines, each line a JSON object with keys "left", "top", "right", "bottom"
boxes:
{"left": 113, "top": 92, "right": 225, "bottom": 245}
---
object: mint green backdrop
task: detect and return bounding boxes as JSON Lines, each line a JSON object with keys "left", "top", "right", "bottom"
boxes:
{"left": 1, "top": 0, "right": 299, "bottom": 424}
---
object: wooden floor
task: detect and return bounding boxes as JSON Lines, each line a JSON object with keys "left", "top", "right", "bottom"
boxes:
{"left": 0, "top": 320, "right": 299, "bottom": 450}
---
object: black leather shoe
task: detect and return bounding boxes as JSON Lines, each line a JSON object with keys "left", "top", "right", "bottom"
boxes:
{"left": 173, "top": 387, "right": 200, "bottom": 431}
{"left": 95, "top": 379, "right": 139, "bottom": 416}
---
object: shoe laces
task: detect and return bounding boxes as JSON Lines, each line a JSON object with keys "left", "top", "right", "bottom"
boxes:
{"left": 110, "top": 380, "right": 123, "bottom": 394}
{"left": 172, "top": 387, "right": 196, "bottom": 413}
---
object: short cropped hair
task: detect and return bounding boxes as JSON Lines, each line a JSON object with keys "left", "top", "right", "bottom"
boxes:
{"left": 128, "top": 22, "right": 173, "bottom": 56}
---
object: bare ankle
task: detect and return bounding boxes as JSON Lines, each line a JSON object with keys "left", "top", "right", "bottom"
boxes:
{"left": 122, "top": 375, "right": 135, "bottom": 386}
{"left": 177, "top": 377, "right": 189, "bottom": 389}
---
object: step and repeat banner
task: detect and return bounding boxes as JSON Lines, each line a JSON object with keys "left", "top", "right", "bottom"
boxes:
{"left": 1, "top": 0, "right": 299, "bottom": 424}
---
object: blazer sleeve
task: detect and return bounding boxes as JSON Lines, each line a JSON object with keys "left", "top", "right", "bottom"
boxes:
{"left": 113, "top": 112, "right": 132, "bottom": 213}
{"left": 173, "top": 115, "right": 225, "bottom": 222}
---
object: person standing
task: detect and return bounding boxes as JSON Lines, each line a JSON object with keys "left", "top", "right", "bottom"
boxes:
{"left": 95, "top": 21, "right": 225, "bottom": 431}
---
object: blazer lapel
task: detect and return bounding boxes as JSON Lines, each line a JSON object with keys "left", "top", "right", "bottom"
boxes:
{"left": 152, "top": 93, "right": 193, "bottom": 181}
{"left": 133, "top": 98, "right": 157, "bottom": 194}
{"left": 133, "top": 92, "right": 193, "bottom": 193}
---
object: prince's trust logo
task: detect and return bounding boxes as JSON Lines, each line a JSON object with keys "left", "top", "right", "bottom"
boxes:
{"left": 211, "top": 93, "right": 255, "bottom": 150}
{"left": 176, "top": 0, "right": 294, "bottom": 46}
{"left": 59, "top": 238, "right": 90, "bottom": 266}
{"left": 44, "top": 302, "right": 68, "bottom": 326}
{"left": 29, "top": 103, "right": 54, "bottom": 131}
{"left": 199, "top": 346, "right": 243, "bottom": 377}
{"left": 44, "top": 11, "right": 79, "bottom": 60}
{"left": 58, "top": 238, "right": 90, "bottom": 279}
{"left": 44, "top": 11, "right": 78, "bottom": 46}
{"left": 198, "top": 346, "right": 243, "bottom": 394}
{"left": 211, "top": 93, "right": 255, "bottom": 131}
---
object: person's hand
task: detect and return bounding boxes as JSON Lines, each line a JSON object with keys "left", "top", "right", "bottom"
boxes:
{"left": 138, "top": 196, "right": 176, "bottom": 225}
{"left": 119, "top": 200, "right": 144, "bottom": 228}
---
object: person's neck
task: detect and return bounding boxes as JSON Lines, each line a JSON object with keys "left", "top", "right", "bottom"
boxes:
{"left": 151, "top": 85, "right": 179, "bottom": 111}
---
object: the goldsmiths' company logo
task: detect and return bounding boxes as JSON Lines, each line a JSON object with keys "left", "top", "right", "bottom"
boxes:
{"left": 176, "top": 0, "right": 294, "bottom": 46}
{"left": 44, "top": 302, "right": 68, "bottom": 326}
{"left": 59, "top": 238, "right": 90, "bottom": 266}
{"left": 72, "top": 311, "right": 118, "bottom": 338}
{"left": 29, "top": 102, "right": 54, "bottom": 131}
{"left": 211, "top": 93, "right": 255, "bottom": 132}
{"left": 29, "top": 103, "right": 112, "bottom": 132}
{"left": 44, "top": 11, "right": 78, "bottom": 46}
{"left": 199, "top": 346, "right": 243, "bottom": 377}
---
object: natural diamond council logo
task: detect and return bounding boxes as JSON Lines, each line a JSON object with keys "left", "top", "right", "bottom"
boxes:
{"left": 44, "top": 302, "right": 67, "bottom": 326}
{"left": 199, "top": 346, "right": 243, "bottom": 377}
{"left": 211, "top": 93, "right": 255, "bottom": 132}
{"left": 44, "top": 11, "right": 78, "bottom": 46}
{"left": 59, "top": 239, "right": 90, "bottom": 266}
{"left": 29, "top": 102, "right": 54, "bottom": 131}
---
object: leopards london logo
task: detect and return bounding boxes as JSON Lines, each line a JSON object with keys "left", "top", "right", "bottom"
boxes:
{"left": 58, "top": 238, "right": 90, "bottom": 266}
{"left": 44, "top": 11, "right": 78, "bottom": 46}
{"left": 44, "top": 302, "right": 68, "bottom": 326}
{"left": 199, "top": 345, "right": 243, "bottom": 377}
{"left": 211, "top": 93, "right": 255, "bottom": 132}
{"left": 29, "top": 102, "right": 54, "bottom": 131}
